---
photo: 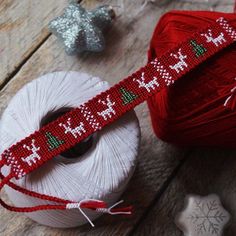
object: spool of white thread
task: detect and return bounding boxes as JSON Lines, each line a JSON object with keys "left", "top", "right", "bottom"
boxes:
{"left": 0, "top": 71, "right": 140, "bottom": 228}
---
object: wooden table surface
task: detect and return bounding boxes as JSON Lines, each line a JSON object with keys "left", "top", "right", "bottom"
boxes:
{"left": 0, "top": 0, "right": 235, "bottom": 235}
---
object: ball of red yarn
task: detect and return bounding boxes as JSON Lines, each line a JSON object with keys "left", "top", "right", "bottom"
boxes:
{"left": 147, "top": 11, "right": 236, "bottom": 148}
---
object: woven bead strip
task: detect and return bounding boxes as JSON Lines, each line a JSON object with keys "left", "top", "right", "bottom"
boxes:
{"left": 1, "top": 17, "right": 236, "bottom": 180}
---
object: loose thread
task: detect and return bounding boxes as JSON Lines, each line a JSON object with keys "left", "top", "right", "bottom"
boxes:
{"left": 96, "top": 200, "right": 132, "bottom": 215}
{"left": 66, "top": 199, "right": 132, "bottom": 227}
{"left": 66, "top": 199, "right": 106, "bottom": 227}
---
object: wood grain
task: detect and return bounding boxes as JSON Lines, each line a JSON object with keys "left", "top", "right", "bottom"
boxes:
{"left": 0, "top": 0, "right": 68, "bottom": 86}
{"left": 134, "top": 148, "right": 236, "bottom": 236}
{"left": 0, "top": 0, "right": 235, "bottom": 235}
{"left": 0, "top": 0, "right": 186, "bottom": 235}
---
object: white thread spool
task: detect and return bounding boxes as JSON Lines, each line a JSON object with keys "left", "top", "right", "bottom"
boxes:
{"left": 0, "top": 71, "right": 140, "bottom": 228}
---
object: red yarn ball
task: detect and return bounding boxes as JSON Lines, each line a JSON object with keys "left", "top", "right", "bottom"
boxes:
{"left": 147, "top": 11, "right": 236, "bottom": 147}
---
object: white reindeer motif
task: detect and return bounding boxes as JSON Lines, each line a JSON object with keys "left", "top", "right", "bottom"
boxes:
{"left": 97, "top": 95, "right": 116, "bottom": 121}
{"left": 201, "top": 29, "right": 226, "bottom": 47}
{"left": 59, "top": 118, "right": 86, "bottom": 138}
{"left": 133, "top": 72, "right": 159, "bottom": 93}
{"left": 21, "top": 139, "right": 41, "bottom": 166}
{"left": 169, "top": 48, "right": 188, "bottom": 74}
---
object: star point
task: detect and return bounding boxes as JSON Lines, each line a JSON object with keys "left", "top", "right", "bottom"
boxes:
{"left": 48, "top": 3, "right": 115, "bottom": 54}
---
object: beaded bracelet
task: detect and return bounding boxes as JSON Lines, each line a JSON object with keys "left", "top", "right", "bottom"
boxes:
{"left": 0, "top": 17, "right": 235, "bottom": 224}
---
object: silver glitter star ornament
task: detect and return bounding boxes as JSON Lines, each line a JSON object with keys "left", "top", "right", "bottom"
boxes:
{"left": 48, "top": 2, "right": 115, "bottom": 55}
{"left": 175, "top": 194, "right": 230, "bottom": 236}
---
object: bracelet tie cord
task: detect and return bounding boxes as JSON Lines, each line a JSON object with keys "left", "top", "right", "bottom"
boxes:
{"left": 0, "top": 17, "right": 236, "bottom": 219}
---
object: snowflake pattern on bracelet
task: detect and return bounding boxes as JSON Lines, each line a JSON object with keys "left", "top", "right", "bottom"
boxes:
{"left": 3, "top": 150, "right": 26, "bottom": 178}
{"left": 79, "top": 104, "right": 101, "bottom": 130}
{"left": 217, "top": 17, "right": 236, "bottom": 41}
{"left": 151, "top": 59, "right": 174, "bottom": 85}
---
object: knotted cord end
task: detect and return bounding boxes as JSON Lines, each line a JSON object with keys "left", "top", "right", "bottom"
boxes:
{"left": 66, "top": 199, "right": 133, "bottom": 227}
{"left": 95, "top": 200, "right": 132, "bottom": 215}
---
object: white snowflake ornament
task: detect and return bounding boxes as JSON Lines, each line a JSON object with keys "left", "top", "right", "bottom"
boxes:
{"left": 175, "top": 194, "right": 230, "bottom": 236}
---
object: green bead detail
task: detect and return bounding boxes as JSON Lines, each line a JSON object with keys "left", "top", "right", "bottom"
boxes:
{"left": 120, "top": 87, "right": 138, "bottom": 105}
{"left": 46, "top": 132, "right": 64, "bottom": 150}
{"left": 190, "top": 40, "right": 207, "bottom": 58}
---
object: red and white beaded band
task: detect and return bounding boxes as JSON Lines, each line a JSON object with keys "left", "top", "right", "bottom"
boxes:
{"left": 0, "top": 17, "right": 235, "bottom": 220}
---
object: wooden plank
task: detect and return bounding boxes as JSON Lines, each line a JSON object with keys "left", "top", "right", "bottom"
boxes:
{"left": 0, "top": 0, "right": 234, "bottom": 235}
{"left": 134, "top": 148, "right": 236, "bottom": 236}
{"left": 0, "top": 1, "right": 187, "bottom": 235}
{"left": 0, "top": 0, "right": 68, "bottom": 87}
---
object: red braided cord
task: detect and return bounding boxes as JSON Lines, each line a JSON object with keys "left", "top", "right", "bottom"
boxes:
{"left": 0, "top": 171, "right": 125, "bottom": 212}
{"left": 0, "top": 159, "right": 5, "bottom": 168}
{"left": 0, "top": 173, "right": 109, "bottom": 211}
{"left": 0, "top": 17, "right": 235, "bottom": 213}
{"left": 0, "top": 199, "right": 66, "bottom": 212}
{"left": 0, "top": 173, "right": 14, "bottom": 190}
{"left": 0, "top": 172, "right": 71, "bottom": 212}
{"left": 0, "top": 173, "right": 70, "bottom": 204}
